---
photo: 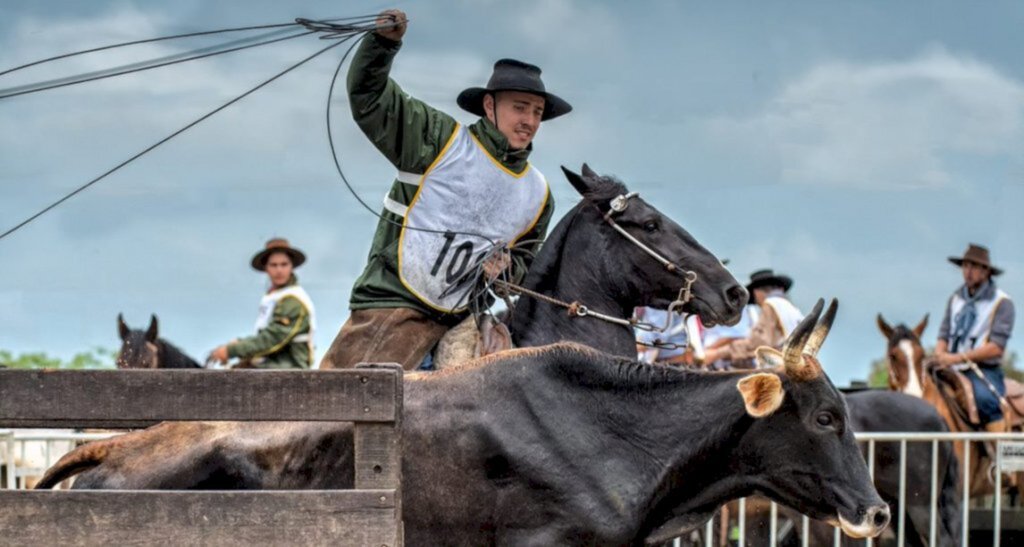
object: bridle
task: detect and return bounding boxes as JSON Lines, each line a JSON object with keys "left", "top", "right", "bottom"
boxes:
{"left": 494, "top": 192, "right": 699, "bottom": 341}
{"left": 601, "top": 192, "right": 698, "bottom": 331}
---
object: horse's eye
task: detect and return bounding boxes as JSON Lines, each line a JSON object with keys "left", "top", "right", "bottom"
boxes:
{"left": 643, "top": 220, "right": 659, "bottom": 233}
{"left": 816, "top": 413, "right": 834, "bottom": 427}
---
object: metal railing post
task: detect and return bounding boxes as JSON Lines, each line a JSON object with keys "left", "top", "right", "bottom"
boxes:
{"left": 962, "top": 441, "right": 970, "bottom": 547}
{"left": 866, "top": 439, "right": 876, "bottom": 547}
{"left": 929, "top": 439, "right": 938, "bottom": 547}
{"left": 898, "top": 440, "right": 907, "bottom": 547}
{"left": 738, "top": 497, "right": 746, "bottom": 546}
{"left": 993, "top": 439, "right": 1001, "bottom": 547}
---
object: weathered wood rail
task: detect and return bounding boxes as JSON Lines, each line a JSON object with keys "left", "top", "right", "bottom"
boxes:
{"left": 0, "top": 366, "right": 403, "bottom": 546}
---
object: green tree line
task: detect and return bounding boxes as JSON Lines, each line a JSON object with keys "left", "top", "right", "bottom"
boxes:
{"left": 0, "top": 348, "right": 116, "bottom": 369}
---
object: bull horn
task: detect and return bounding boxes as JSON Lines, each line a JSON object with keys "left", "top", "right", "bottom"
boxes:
{"left": 783, "top": 298, "right": 823, "bottom": 372}
{"left": 803, "top": 298, "right": 839, "bottom": 357}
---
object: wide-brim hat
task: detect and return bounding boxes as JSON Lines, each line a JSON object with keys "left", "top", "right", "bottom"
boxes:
{"left": 948, "top": 243, "right": 1002, "bottom": 276}
{"left": 746, "top": 269, "right": 794, "bottom": 294}
{"left": 251, "top": 238, "right": 305, "bottom": 271}
{"left": 457, "top": 58, "right": 572, "bottom": 122}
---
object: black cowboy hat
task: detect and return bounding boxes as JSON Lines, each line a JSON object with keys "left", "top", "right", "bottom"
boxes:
{"left": 457, "top": 59, "right": 572, "bottom": 122}
{"left": 948, "top": 243, "right": 1003, "bottom": 276}
{"left": 251, "top": 238, "right": 306, "bottom": 272}
{"left": 746, "top": 269, "right": 794, "bottom": 294}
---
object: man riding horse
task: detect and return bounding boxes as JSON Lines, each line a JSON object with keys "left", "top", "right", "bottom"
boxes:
{"left": 321, "top": 8, "right": 572, "bottom": 370}
{"left": 701, "top": 268, "right": 804, "bottom": 368}
{"left": 932, "top": 243, "right": 1016, "bottom": 433}
{"left": 208, "top": 238, "right": 316, "bottom": 369}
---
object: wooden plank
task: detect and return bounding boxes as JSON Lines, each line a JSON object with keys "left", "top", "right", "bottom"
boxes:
{"left": 0, "top": 490, "right": 399, "bottom": 546}
{"left": 0, "top": 369, "right": 398, "bottom": 428}
{"left": 353, "top": 363, "right": 404, "bottom": 490}
{"left": 355, "top": 363, "right": 405, "bottom": 545}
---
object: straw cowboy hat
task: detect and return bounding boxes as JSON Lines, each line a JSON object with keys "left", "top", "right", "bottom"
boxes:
{"left": 251, "top": 238, "right": 306, "bottom": 271}
{"left": 948, "top": 243, "right": 1003, "bottom": 276}
{"left": 746, "top": 269, "right": 794, "bottom": 294}
{"left": 457, "top": 59, "right": 572, "bottom": 122}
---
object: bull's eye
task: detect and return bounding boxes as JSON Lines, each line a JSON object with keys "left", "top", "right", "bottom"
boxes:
{"left": 816, "top": 413, "right": 833, "bottom": 427}
{"left": 643, "top": 220, "right": 659, "bottom": 233}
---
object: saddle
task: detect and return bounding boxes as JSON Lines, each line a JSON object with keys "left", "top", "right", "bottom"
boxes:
{"left": 932, "top": 366, "right": 1024, "bottom": 429}
{"left": 432, "top": 315, "right": 513, "bottom": 369}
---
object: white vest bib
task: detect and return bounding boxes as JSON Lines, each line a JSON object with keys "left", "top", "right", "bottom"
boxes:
{"left": 946, "top": 289, "right": 1010, "bottom": 352}
{"left": 764, "top": 296, "right": 804, "bottom": 337}
{"left": 255, "top": 285, "right": 317, "bottom": 348}
{"left": 398, "top": 125, "right": 549, "bottom": 312}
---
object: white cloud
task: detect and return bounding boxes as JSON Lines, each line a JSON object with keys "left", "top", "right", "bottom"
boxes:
{"left": 707, "top": 48, "right": 1024, "bottom": 189}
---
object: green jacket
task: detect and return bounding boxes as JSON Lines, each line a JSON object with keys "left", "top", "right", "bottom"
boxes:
{"left": 346, "top": 33, "right": 555, "bottom": 321}
{"left": 227, "top": 276, "right": 313, "bottom": 369}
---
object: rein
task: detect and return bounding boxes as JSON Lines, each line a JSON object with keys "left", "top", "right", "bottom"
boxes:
{"left": 495, "top": 192, "right": 698, "bottom": 345}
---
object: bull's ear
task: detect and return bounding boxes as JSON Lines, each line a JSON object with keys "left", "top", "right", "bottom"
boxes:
{"left": 561, "top": 165, "right": 590, "bottom": 196}
{"left": 737, "top": 373, "right": 785, "bottom": 418}
{"left": 755, "top": 346, "right": 784, "bottom": 368}
{"left": 117, "top": 313, "right": 130, "bottom": 341}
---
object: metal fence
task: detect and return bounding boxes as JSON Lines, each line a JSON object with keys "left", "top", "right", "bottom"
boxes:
{"left": 4, "top": 426, "right": 1023, "bottom": 545}
{"left": 1, "top": 430, "right": 119, "bottom": 489}
{"left": 673, "top": 431, "right": 1024, "bottom": 547}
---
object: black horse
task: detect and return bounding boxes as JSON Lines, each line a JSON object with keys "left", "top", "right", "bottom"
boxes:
{"left": 436, "top": 164, "right": 746, "bottom": 366}
{"left": 508, "top": 165, "right": 746, "bottom": 355}
{"left": 116, "top": 314, "right": 201, "bottom": 369}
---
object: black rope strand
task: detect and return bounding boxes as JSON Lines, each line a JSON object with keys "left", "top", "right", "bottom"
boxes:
{"left": 0, "top": 29, "right": 318, "bottom": 100}
{"left": 0, "top": 15, "right": 380, "bottom": 78}
{"left": 0, "top": 36, "right": 351, "bottom": 242}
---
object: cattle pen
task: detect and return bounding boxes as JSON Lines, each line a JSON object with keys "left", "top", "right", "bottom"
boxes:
{"left": 0, "top": 366, "right": 403, "bottom": 546}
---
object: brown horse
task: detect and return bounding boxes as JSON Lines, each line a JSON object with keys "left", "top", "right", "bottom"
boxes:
{"left": 877, "top": 313, "right": 1017, "bottom": 499}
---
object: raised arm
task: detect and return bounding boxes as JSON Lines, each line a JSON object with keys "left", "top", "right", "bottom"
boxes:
{"left": 346, "top": 9, "right": 457, "bottom": 173}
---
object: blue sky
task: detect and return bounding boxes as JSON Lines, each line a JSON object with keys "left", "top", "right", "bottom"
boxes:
{"left": 1, "top": 1, "right": 1022, "bottom": 385}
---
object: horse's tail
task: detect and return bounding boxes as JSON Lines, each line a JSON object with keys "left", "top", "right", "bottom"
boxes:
{"left": 938, "top": 438, "right": 962, "bottom": 545}
{"left": 34, "top": 440, "right": 111, "bottom": 489}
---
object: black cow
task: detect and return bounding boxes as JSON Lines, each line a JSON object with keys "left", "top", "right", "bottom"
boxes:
{"left": 40, "top": 299, "right": 888, "bottom": 545}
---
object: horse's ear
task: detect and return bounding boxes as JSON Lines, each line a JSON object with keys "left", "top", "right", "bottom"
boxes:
{"left": 876, "top": 314, "right": 894, "bottom": 339}
{"left": 146, "top": 314, "right": 159, "bottom": 343}
{"left": 913, "top": 314, "right": 929, "bottom": 339}
{"left": 117, "top": 313, "right": 130, "bottom": 341}
{"left": 561, "top": 165, "right": 590, "bottom": 196}
{"left": 581, "top": 163, "right": 598, "bottom": 180}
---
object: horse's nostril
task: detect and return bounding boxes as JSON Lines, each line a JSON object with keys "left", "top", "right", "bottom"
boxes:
{"left": 724, "top": 284, "right": 747, "bottom": 308}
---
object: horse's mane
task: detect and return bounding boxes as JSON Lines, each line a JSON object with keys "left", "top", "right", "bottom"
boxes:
{"left": 157, "top": 337, "right": 202, "bottom": 368}
{"left": 515, "top": 174, "right": 629, "bottom": 295}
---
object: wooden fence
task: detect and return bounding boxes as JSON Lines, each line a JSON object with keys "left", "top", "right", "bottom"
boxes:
{"left": 0, "top": 365, "right": 403, "bottom": 546}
